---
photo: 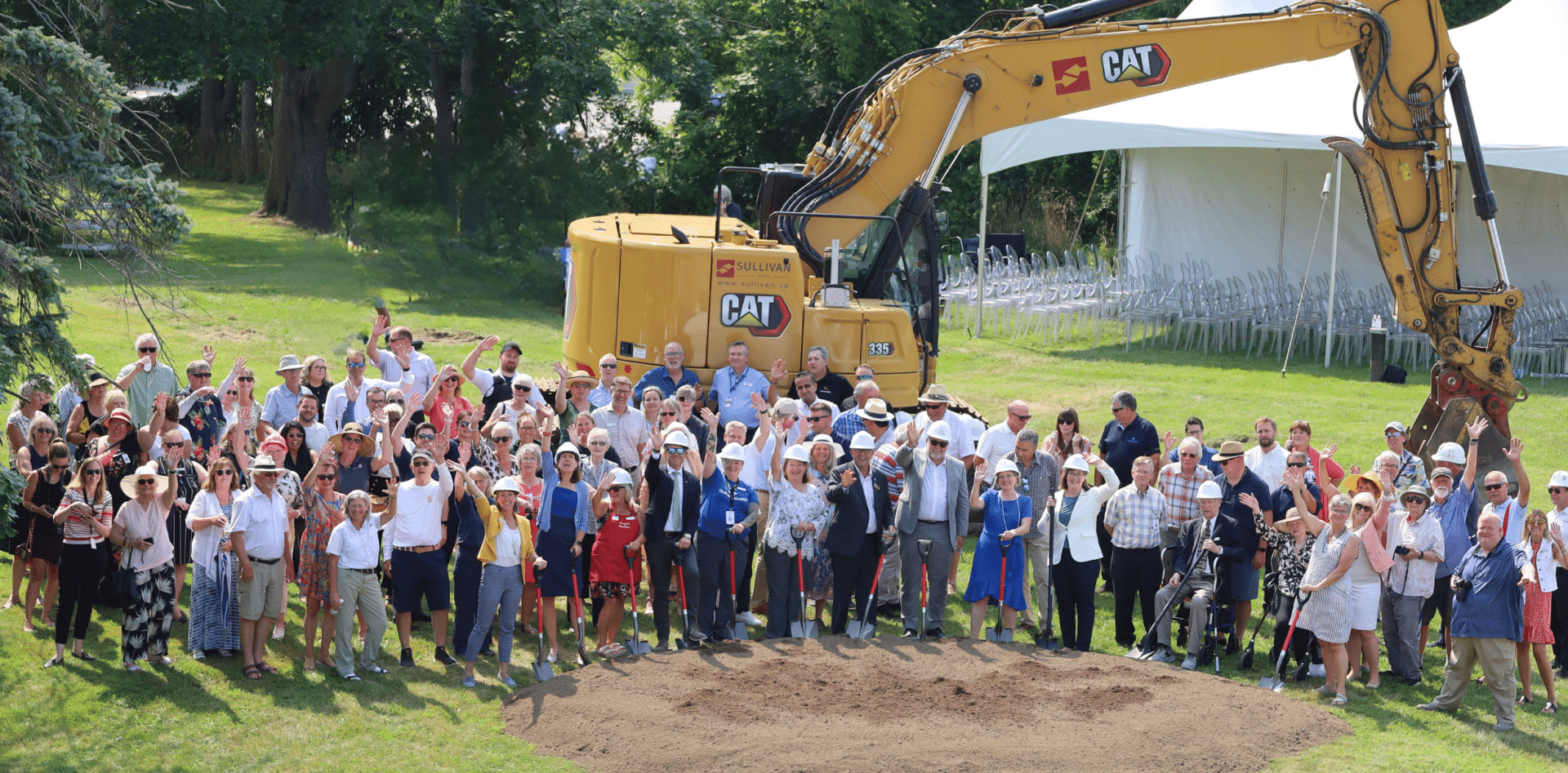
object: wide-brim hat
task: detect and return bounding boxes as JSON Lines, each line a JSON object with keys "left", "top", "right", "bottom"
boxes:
{"left": 330, "top": 423, "right": 376, "bottom": 457}
{"left": 275, "top": 354, "right": 305, "bottom": 374}
{"left": 564, "top": 370, "right": 596, "bottom": 387}
{"left": 1343, "top": 473, "right": 1382, "bottom": 497}
{"left": 250, "top": 454, "right": 282, "bottom": 473}
{"left": 119, "top": 464, "right": 169, "bottom": 498}
{"left": 808, "top": 433, "right": 844, "bottom": 461}
{"left": 918, "top": 384, "right": 951, "bottom": 404}
{"left": 1212, "top": 440, "right": 1246, "bottom": 462}
{"left": 1278, "top": 509, "right": 1304, "bottom": 525}
{"left": 107, "top": 408, "right": 135, "bottom": 429}
{"left": 439, "top": 368, "right": 467, "bottom": 388}
{"left": 857, "top": 397, "right": 892, "bottom": 423}
{"left": 1398, "top": 484, "right": 1431, "bottom": 505}
{"left": 87, "top": 374, "right": 113, "bottom": 389}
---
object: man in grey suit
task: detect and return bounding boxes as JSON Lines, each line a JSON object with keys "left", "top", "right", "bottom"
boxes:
{"left": 895, "top": 419, "right": 968, "bottom": 638}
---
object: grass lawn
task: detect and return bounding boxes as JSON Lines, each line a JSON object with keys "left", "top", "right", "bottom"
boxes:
{"left": 3, "top": 180, "right": 1567, "bottom": 771}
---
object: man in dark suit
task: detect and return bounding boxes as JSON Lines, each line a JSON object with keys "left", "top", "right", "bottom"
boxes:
{"left": 1211, "top": 439, "right": 1273, "bottom": 653}
{"left": 642, "top": 428, "right": 704, "bottom": 650}
{"left": 895, "top": 420, "right": 969, "bottom": 638}
{"left": 1150, "top": 480, "right": 1224, "bottom": 669}
{"left": 826, "top": 431, "right": 895, "bottom": 635}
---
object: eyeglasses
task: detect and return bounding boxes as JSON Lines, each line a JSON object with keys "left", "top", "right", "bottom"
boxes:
{"left": 664, "top": 446, "right": 687, "bottom": 454}
{"left": 188, "top": 372, "right": 211, "bottom": 379}
{"left": 411, "top": 460, "right": 433, "bottom": 468}
{"left": 227, "top": 391, "right": 238, "bottom": 397}
{"left": 1179, "top": 452, "right": 1198, "bottom": 459}
{"left": 856, "top": 374, "right": 873, "bottom": 381}
{"left": 1287, "top": 462, "right": 1307, "bottom": 468}
{"left": 346, "top": 362, "right": 366, "bottom": 369}
{"left": 50, "top": 463, "right": 70, "bottom": 472}
{"left": 237, "top": 377, "right": 254, "bottom": 382}
{"left": 33, "top": 427, "right": 55, "bottom": 435}
{"left": 139, "top": 347, "right": 158, "bottom": 354}
{"left": 1551, "top": 487, "right": 1566, "bottom": 495}
{"left": 811, "top": 414, "right": 830, "bottom": 422}
{"left": 417, "top": 433, "right": 436, "bottom": 441}
{"left": 1111, "top": 406, "right": 1128, "bottom": 414}
{"left": 367, "top": 398, "right": 386, "bottom": 407}
{"left": 342, "top": 436, "right": 362, "bottom": 444}
{"left": 1384, "top": 430, "right": 1401, "bottom": 438}
{"left": 928, "top": 439, "right": 949, "bottom": 448}
{"left": 600, "top": 364, "right": 617, "bottom": 369}
{"left": 660, "top": 411, "right": 677, "bottom": 417}
{"left": 677, "top": 395, "right": 692, "bottom": 402}
{"left": 214, "top": 469, "right": 234, "bottom": 477}
{"left": 457, "top": 421, "right": 474, "bottom": 429}
{"left": 924, "top": 404, "right": 942, "bottom": 412}
{"left": 1402, "top": 497, "right": 1424, "bottom": 506}
{"left": 389, "top": 398, "right": 405, "bottom": 405}
{"left": 589, "top": 441, "right": 608, "bottom": 447}
{"left": 318, "top": 474, "right": 337, "bottom": 481}
{"left": 445, "top": 376, "right": 460, "bottom": 383}
{"left": 1484, "top": 483, "right": 1505, "bottom": 491}
{"left": 516, "top": 386, "right": 532, "bottom": 393}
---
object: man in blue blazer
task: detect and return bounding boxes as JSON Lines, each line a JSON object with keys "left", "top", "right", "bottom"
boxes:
{"left": 895, "top": 420, "right": 969, "bottom": 638}
{"left": 826, "top": 431, "right": 895, "bottom": 635}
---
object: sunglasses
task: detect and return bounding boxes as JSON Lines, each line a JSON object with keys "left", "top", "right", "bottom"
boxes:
{"left": 417, "top": 433, "right": 436, "bottom": 441}
{"left": 589, "top": 441, "right": 608, "bottom": 447}
{"left": 83, "top": 469, "right": 103, "bottom": 476}
{"left": 445, "top": 376, "right": 460, "bottom": 383}
{"left": 1385, "top": 430, "right": 1401, "bottom": 438}
{"left": 50, "top": 463, "right": 71, "bottom": 472}
{"left": 188, "top": 372, "right": 211, "bottom": 379}
{"left": 254, "top": 471, "right": 279, "bottom": 478}
{"left": 928, "top": 439, "right": 949, "bottom": 448}
{"left": 660, "top": 411, "right": 677, "bottom": 417}
{"left": 139, "top": 347, "right": 158, "bottom": 354}
{"left": 215, "top": 469, "right": 234, "bottom": 477}
{"left": 1484, "top": 483, "right": 1505, "bottom": 491}
{"left": 237, "top": 377, "right": 254, "bottom": 382}
{"left": 411, "top": 460, "right": 433, "bottom": 468}
{"left": 600, "top": 364, "right": 617, "bottom": 369}
{"left": 856, "top": 374, "right": 873, "bottom": 381}
{"left": 227, "top": 391, "right": 238, "bottom": 397}
{"left": 136, "top": 479, "right": 158, "bottom": 486}
{"left": 1111, "top": 406, "right": 1128, "bottom": 413}
{"left": 34, "top": 428, "right": 55, "bottom": 435}
{"left": 164, "top": 441, "right": 185, "bottom": 448}
{"left": 1551, "top": 487, "right": 1566, "bottom": 495}
{"left": 1353, "top": 504, "right": 1373, "bottom": 512}
{"left": 1287, "top": 462, "right": 1307, "bottom": 468}
{"left": 664, "top": 446, "right": 687, "bottom": 454}
{"left": 924, "top": 404, "right": 943, "bottom": 411}
{"left": 457, "top": 421, "right": 474, "bottom": 429}
{"left": 677, "top": 395, "right": 693, "bottom": 402}
{"left": 1402, "top": 497, "right": 1424, "bottom": 506}
{"left": 516, "top": 386, "right": 531, "bottom": 393}
{"left": 346, "top": 362, "right": 366, "bottom": 369}
{"left": 318, "top": 474, "right": 337, "bottom": 481}
{"left": 1010, "top": 414, "right": 1032, "bottom": 421}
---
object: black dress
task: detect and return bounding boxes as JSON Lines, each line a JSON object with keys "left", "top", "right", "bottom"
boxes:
{"left": 26, "top": 461, "right": 70, "bottom": 564}
{"left": 5, "top": 447, "right": 49, "bottom": 556}
{"left": 159, "top": 456, "right": 200, "bottom": 565}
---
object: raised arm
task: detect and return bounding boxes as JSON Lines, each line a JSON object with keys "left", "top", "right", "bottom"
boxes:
{"left": 1505, "top": 436, "right": 1529, "bottom": 508}
{"left": 462, "top": 336, "right": 496, "bottom": 383}
{"left": 969, "top": 461, "right": 987, "bottom": 510}
{"left": 364, "top": 315, "right": 388, "bottom": 373}
{"left": 1463, "top": 417, "right": 1484, "bottom": 489}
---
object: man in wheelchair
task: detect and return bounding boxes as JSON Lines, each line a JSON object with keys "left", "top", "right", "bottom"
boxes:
{"left": 1149, "top": 480, "right": 1225, "bottom": 669}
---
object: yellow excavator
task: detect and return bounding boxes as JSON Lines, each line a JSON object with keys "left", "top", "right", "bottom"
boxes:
{"left": 564, "top": 0, "right": 1525, "bottom": 465}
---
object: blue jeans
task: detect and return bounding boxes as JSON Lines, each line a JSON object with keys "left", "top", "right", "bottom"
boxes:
{"left": 464, "top": 563, "right": 525, "bottom": 664}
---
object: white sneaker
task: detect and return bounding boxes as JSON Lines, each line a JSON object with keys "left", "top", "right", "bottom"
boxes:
{"left": 1150, "top": 646, "right": 1177, "bottom": 664}
{"left": 1309, "top": 663, "right": 1326, "bottom": 678}
{"left": 738, "top": 612, "right": 763, "bottom": 626}
{"left": 1181, "top": 655, "right": 1198, "bottom": 671}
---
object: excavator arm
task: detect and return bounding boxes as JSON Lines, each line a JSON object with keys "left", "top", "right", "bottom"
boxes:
{"left": 777, "top": 0, "right": 1523, "bottom": 443}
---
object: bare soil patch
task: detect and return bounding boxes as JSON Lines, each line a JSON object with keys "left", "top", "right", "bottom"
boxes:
{"left": 417, "top": 327, "right": 482, "bottom": 346}
{"left": 502, "top": 639, "right": 1349, "bottom": 772}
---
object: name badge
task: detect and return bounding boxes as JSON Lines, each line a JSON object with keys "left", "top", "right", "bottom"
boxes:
{"left": 725, "top": 400, "right": 733, "bottom": 409}
{"left": 726, "top": 510, "right": 735, "bottom": 525}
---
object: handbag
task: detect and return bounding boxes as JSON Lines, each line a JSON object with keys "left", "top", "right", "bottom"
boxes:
{"left": 105, "top": 542, "right": 144, "bottom": 610}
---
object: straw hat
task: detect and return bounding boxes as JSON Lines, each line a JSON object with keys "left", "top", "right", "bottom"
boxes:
{"left": 329, "top": 422, "right": 376, "bottom": 458}
{"left": 1212, "top": 440, "right": 1246, "bottom": 462}
{"left": 856, "top": 398, "right": 892, "bottom": 423}
{"left": 1343, "top": 473, "right": 1383, "bottom": 497}
{"left": 918, "top": 384, "right": 951, "bottom": 404}
{"left": 119, "top": 464, "right": 169, "bottom": 498}
{"left": 564, "top": 370, "right": 596, "bottom": 388}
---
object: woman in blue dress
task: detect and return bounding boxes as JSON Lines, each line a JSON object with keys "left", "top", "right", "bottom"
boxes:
{"left": 964, "top": 458, "right": 1033, "bottom": 640}
{"left": 533, "top": 443, "right": 593, "bottom": 663}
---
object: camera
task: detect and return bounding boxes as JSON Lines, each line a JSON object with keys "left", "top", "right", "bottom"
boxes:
{"left": 1393, "top": 545, "right": 1411, "bottom": 556}
{"left": 1453, "top": 577, "right": 1473, "bottom": 603}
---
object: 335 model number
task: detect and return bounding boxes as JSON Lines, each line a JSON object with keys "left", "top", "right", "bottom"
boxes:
{"left": 867, "top": 342, "right": 894, "bottom": 357}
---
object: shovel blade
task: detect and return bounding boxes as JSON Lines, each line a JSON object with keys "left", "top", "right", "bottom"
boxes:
{"left": 791, "top": 621, "right": 819, "bottom": 639}
{"left": 1125, "top": 645, "right": 1150, "bottom": 660}
{"left": 1258, "top": 675, "right": 1286, "bottom": 692}
{"left": 732, "top": 622, "right": 749, "bottom": 641}
{"left": 532, "top": 662, "right": 554, "bottom": 683}
{"left": 1239, "top": 644, "right": 1255, "bottom": 670}
{"left": 847, "top": 621, "right": 874, "bottom": 640}
{"left": 624, "top": 639, "right": 652, "bottom": 656}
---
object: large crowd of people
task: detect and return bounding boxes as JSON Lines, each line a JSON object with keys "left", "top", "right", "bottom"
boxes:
{"left": 5, "top": 324, "right": 1567, "bottom": 730}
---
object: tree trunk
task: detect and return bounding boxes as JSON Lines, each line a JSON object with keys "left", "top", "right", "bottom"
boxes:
{"left": 239, "top": 79, "right": 258, "bottom": 178}
{"left": 430, "top": 49, "right": 458, "bottom": 224}
{"left": 256, "top": 59, "right": 355, "bottom": 232}
{"left": 197, "top": 75, "right": 223, "bottom": 161}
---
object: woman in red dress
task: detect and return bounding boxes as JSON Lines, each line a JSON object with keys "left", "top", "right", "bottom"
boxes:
{"left": 1518, "top": 509, "right": 1566, "bottom": 713}
{"left": 589, "top": 469, "right": 643, "bottom": 658}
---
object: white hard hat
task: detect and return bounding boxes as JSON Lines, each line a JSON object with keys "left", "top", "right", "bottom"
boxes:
{"left": 1549, "top": 470, "right": 1568, "bottom": 489}
{"left": 993, "top": 459, "right": 1020, "bottom": 478}
{"left": 927, "top": 420, "right": 953, "bottom": 443}
{"left": 493, "top": 477, "right": 521, "bottom": 495}
{"left": 662, "top": 429, "right": 692, "bottom": 449}
{"left": 717, "top": 443, "right": 747, "bottom": 463}
{"left": 849, "top": 431, "right": 878, "bottom": 451}
{"left": 1197, "top": 480, "right": 1223, "bottom": 500}
{"left": 1431, "top": 442, "right": 1466, "bottom": 466}
{"left": 608, "top": 468, "right": 634, "bottom": 488}
{"left": 1062, "top": 454, "right": 1089, "bottom": 474}
{"left": 555, "top": 442, "right": 581, "bottom": 459}
{"left": 783, "top": 445, "right": 811, "bottom": 465}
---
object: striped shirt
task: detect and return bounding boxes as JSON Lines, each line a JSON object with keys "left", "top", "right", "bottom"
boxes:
{"left": 60, "top": 489, "right": 113, "bottom": 545}
{"left": 1157, "top": 462, "right": 1214, "bottom": 527}
{"left": 870, "top": 442, "right": 906, "bottom": 505}
{"left": 1104, "top": 483, "right": 1166, "bottom": 549}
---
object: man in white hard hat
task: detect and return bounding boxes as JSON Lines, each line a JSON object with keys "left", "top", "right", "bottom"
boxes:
{"left": 825, "top": 431, "right": 894, "bottom": 635}
{"left": 1420, "top": 422, "right": 1482, "bottom": 657}
{"left": 894, "top": 419, "right": 968, "bottom": 638}
{"left": 694, "top": 442, "right": 760, "bottom": 641}
{"left": 1149, "top": 479, "right": 1225, "bottom": 668}
{"left": 1547, "top": 469, "right": 1568, "bottom": 677}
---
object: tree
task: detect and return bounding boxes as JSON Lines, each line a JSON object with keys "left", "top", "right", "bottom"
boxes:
{"left": 0, "top": 23, "right": 189, "bottom": 395}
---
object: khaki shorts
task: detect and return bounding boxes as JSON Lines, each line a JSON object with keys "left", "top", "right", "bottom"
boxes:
{"left": 240, "top": 559, "right": 285, "bottom": 621}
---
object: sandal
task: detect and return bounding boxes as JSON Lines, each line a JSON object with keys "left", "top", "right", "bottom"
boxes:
{"left": 243, "top": 664, "right": 262, "bottom": 680}
{"left": 256, "top": 661, "right": 279, "bottom": 675}
{"left": 1331, "top": 694, "right": 1348, "bottom": 707}
{"left": 1518, "top": 695, "right": 1534, "bottom": 705}
{"left": 303, "top": 657, "right": 316, "bottom": 672}
{"left": 124, "top": 662, "right": 144, "bottom": 673}
{"left": 1544, "top": 702, "right": 1557, "bottom": 714}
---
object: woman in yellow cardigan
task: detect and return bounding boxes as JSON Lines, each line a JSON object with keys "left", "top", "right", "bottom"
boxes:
{"left": 462, "top": 477, "right": 546, "bottom": 688}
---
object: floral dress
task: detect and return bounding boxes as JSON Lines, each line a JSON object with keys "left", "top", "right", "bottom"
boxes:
{"left": 803, "top": 470, "right": 835, "bottom": 600}
{"left": 298, "top": 491, "right": 345, "bottom": 603}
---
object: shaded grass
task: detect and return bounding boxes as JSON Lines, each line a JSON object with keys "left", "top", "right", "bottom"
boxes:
{"left": 3, "top": 180, "right": 1565, "bottom": 771}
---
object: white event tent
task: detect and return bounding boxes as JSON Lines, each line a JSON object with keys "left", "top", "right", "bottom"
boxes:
{"left": 977, "top": 0, "right": 1567, "bottom": 324}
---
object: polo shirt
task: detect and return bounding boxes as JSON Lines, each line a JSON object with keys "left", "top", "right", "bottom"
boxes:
{"left": 1429, "top": 481, "right": 1476, "bottom": 578}
{"left": 1099, "top": 415, "right": 1160, "bottom": 488}
{"left": 698, "top": 470, "right": 758, "bottom": 539}
{"left": 633, "top": 367, "right": 700, "bottom": 406}
{"left": 116, "top": 360, "right": 180, "bottom": 426}
{"left": 326, "top": 517, "right": 383, "bottom": 570}
{"left": 975, "top": 423, "right": 1019, "bottom": 483}
{"left": 232, "top": 486, "right": 291, "bottom": 561}
{"left": 1450, "top": 541, "right": 1528, "bottom": 641}
{"left": 708, "top": 366, "right": 773, "bottom": 428}
{"left": 787, "top": 372, "right": 853, "bottom": 408}
{"left": 371, "top": 349, "right": 438, "bottom": 397}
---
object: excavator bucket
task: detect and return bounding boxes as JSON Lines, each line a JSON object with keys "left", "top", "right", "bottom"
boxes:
{"left": 1407, "top": 370, "right": 1518, "bottom": 488}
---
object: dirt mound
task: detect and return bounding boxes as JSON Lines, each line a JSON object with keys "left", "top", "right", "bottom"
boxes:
{"left": 502, "top": 639, "right": 1349, "bottom": 772}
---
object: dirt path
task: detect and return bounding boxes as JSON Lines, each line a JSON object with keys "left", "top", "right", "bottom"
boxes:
{"left": 503, "top": 639, "right": 1349, "bottom": 772}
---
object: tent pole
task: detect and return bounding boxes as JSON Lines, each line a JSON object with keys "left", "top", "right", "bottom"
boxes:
{"left": 976, "top": 172, "right": 988, "bottom": 338}
{"left": 1324, "top": 154, "right": 1342, "bottom": 368}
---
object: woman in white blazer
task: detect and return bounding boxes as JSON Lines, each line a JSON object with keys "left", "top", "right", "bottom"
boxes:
{"left": 1049, "top": 453, "right": 1118, "bottom": 651}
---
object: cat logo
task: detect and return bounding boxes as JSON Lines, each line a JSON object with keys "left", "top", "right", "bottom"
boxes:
{"left": 1101, "top": 44, "right": 1171, "bottom": 87}
{"left": 720, "top": 293, "right": 791, "bottom": 337}
{"left": 1052, "top": 57, "right": 1090, "bottom": 96}
{"left": 716, "top": 259, "right": 735, "bottom": 278}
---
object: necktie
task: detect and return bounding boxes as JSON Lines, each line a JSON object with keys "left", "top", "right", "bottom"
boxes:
{"left": 669, "top": 473, "right": 683, "bottom": 532}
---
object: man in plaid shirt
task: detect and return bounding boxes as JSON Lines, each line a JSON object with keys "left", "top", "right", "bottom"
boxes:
{"left": 1157, "top": 436, "right": 1214, "bottom": 580}
{"left": 1105, "top": 456, "right": 1167, "bottom": 650}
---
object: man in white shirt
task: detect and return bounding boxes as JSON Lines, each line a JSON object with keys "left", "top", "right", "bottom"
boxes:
{"left": 1480, "top": 436, "right": 1531, "bottom": 545}
{"left": 1546, "top": 471, "right": 1568, "bottom": 676}
{"left": 976, "top": 401, "right": 1031, "bottom": 483}
{"left": 382, "top": 449, "right": 456, "bottom": 667}
{"left": 327, "top": 492, "right": 389, "bottom": 680}
{"left": 462, "top": 335, "right": 547, "bottom": 418}
{"left": 296, "top": 392, "right": 331, "bottom": 450}
{"left": 1243, "top": 416, "right": 1286, "bottom": 487}
{"left": 894, "top": 420, "right": 968, "bottom": 638}
{"left": 323, "top": 350, "right": 402, "bottom": 434}
{"left": 230, "top": 455, "right": 294, "bottom": 678}
{"left": 910, "top": 385, "right": 976, "bottom": 467}
{"left": 366, "top": 315, "right": 437, "bottom": 397}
